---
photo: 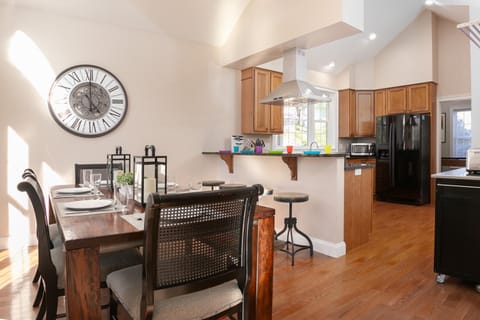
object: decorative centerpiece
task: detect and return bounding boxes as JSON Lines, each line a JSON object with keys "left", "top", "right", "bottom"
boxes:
{"left": 133, "top": 145, "right": 168, "bottom": 206}
{"left": 107, "top": 146, "right": 131, "bottom": 190}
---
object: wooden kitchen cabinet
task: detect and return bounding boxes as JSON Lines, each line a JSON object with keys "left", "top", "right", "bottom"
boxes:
{"left": 339, "top": 89, "right": 355, "bottom": 138}
{"left": 346, "top": 157, "right": 376, "bottom": 198}
{"left": 355, "top": 91, "right": 374, "bottom": 137}
{"left": 385, "top": 82, "right": 436, "bottom": 115}
{"left": 386, "top": 86, "right": 407, "bottom": 114}
{"left": 374, "top": 89, "right": 386, "bottom": 118}
{"left": 339, "top": 89, "right": 374, "bottom": 138}
{"left": 344, "top": 166, "right": 374, "bottom": 251}
{"left": 408, "top": 82, "right": 436, "bottom": 113}
{"left": 241, "top": 67, "right": 283, "bottom": 134}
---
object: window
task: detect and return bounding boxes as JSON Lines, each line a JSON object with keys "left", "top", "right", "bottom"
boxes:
{"left": 273, "top": 89, "right": 337, "bottom": 149}
{"left": 452, "top": 109, "right": 471, "bottom": 157}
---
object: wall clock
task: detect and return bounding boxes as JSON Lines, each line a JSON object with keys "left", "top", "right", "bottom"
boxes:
{"left": 48, "top": 64, "right": 128, "bottom": 137}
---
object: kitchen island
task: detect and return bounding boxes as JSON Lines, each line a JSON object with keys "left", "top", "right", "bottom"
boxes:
{"left": 203, "top": 151, "right": 347, "bottom": 257}
{"left": 431, "top": 168, "right": 480, "bottom": 291}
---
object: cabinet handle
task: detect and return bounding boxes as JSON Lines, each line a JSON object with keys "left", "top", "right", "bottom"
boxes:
{"left": 437, "top": 183, "right": 480, "bottom": 189}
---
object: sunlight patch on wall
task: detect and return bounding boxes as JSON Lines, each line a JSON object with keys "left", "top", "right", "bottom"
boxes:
{"left": 41, "top": 162, "right": 65, "bottom": 221}
{"left": 7, "top": 126, "right": 29, "bottom": 209}
{"left": 8, "top": 30, "right": 55, "bottom": 102}
{"left": 7, "top": 204, "right": 30, "bottom": 251}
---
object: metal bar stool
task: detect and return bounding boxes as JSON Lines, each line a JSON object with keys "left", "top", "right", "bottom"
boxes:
{"left": 201, "top": 180, "right": 225, "bottom": 190}
{"left": 274, "top": 192, "right": 313, "bottom": 266}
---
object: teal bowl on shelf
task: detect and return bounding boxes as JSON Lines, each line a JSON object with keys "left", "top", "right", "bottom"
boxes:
{"left": 303, "top": 150, "right": 321, "bottom": 155}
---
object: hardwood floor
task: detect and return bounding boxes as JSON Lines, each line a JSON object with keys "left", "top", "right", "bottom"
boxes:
{"left": 272, "top": 201, "right": 480, "bottom": 319}
{"left": 1, "top": 201, "right": 479, "bottom": 319}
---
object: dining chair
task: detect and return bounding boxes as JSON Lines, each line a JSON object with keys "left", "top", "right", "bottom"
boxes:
{"left": 21, "top": 168, "right": 62, "bottom": 309}
{"left": 18, "top": 175, "right": 143, "bottom": 320}
{"left": 74, "top": 163, "right": 122, "bottom": 185}
{"left": 106, "top": 184, "right": 262, "bottom": 320}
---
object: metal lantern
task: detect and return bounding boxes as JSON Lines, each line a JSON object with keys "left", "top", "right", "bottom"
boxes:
{"left": 107, "top": 146, "right": 131, "bottom": 190}
{"left": 133, "top": 145, "right": 167, "bottom": 205}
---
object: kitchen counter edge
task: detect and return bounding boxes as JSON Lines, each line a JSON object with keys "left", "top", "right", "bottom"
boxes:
{"left": 431, "top": 168, "right": 480, "bottom": 181}
{"left": 202, "top": 151, "right": 346, "bottom": 158}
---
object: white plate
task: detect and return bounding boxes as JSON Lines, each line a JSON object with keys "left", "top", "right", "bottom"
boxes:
{"left": 56, "top": 187, "right": 92, "bottom": 194}
{"left": 64, "top": 199, "right": 113, "bottom": 210}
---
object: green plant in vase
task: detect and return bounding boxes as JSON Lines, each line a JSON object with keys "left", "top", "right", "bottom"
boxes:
{"left": 116, "top": 172, "right": 134, "bottom": 185}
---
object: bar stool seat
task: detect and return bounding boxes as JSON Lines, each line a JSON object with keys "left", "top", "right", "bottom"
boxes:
{"left": 219, "top": 183, "right": 247, "bottom": 189}
{"left": 201, "top": 180, "right": 225, "bottom": 190}
{"left": 274, "top": 192, "right": 313, "bottom": 266}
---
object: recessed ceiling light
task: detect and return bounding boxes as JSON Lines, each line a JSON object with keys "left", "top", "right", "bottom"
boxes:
{"left": 324, "top": 61, "right": 335, "bottom": 70}
{"left": 369, "top": 33, "right": 377, "bottom": 40}
{"left": 425, "top": 0, "right": 434, "bottom": 5}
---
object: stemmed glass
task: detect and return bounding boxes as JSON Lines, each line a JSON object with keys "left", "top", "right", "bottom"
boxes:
{"left": 90, "top": 173, "right": 102, "bottom": 195}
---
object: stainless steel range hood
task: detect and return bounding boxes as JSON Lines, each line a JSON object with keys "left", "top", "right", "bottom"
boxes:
{"left": 260, "top": 48, "right": 331, "bottom": 105}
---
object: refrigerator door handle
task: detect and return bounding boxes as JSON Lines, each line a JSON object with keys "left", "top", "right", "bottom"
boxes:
{"left": 389, "top": 121, "right": 395, "bottom": 187}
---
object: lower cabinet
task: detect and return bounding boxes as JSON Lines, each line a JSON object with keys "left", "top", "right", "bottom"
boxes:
{"left": 434, "top": 178, "right": 480, "bottom": 284}
{"left": 344, "top": 167, "right": 373, "bottom": 251}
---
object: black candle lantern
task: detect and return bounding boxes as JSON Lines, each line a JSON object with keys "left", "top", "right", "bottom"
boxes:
{"left": 107, "top": 146, "right": 131, "bottom": 190}
{"left": 133, "top": 145, "right": 167, "bottom": 205}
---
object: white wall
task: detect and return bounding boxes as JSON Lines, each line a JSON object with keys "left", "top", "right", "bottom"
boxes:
{"left": 471, "top": 6, "right": 480, "bottom": 148}
{"left": 437, "top": 16, "right": 471, "bottom": 98}
{"left": 374, "top": 10, "right": 437, "bottom": 88}
{"left": 0, "top": 6, "right": 238, "bottom": 246}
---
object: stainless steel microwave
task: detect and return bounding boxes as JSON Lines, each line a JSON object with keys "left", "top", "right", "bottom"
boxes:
{"left": 350, "top": 143, "right": 375, "bottom": 156}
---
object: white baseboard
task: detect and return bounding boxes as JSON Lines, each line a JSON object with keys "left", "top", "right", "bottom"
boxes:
{"left": 0, "top": 235, "right": 37, "bottom": 250}
{"left": 276, "top": 234, "right": 345, "bottom": 258}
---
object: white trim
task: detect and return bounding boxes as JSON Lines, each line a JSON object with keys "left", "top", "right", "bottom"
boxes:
{"left": 0, "top": 235, "right": 37, "bottom": 250}
{"left": 276, "top": 234, "right": 346, "bottom": 258}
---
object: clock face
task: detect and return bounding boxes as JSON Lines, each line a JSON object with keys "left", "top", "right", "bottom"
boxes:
{"left": 48, "top": 65, "right": 128, "bottom": 137}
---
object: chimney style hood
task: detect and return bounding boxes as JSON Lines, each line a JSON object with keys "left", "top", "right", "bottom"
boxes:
{"left": 260, "top": 48, "right": 331, "bottom": 105}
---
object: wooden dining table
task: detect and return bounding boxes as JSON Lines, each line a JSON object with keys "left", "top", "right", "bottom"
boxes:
{"left": 49, "top": 185, "right": 275, "bottom": 320}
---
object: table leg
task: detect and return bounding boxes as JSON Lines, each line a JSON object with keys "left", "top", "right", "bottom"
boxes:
{"left": 248, "top": 220, "right": 259, "bottom": 319}
{"left": 65, "top": 247, "right": 102, "bottom": 320}
{"left": 256, "top": 215, "right": 274, "bottom": 320}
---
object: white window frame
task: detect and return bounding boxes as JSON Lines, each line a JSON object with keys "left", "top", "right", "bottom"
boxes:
{"left": 451, "top": 108, "right": 471, "bottom": 157}
{"left": 272, "top": 88, "right": 338, "bottom": 151}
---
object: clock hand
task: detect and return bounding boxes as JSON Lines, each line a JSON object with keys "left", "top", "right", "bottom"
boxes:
{"left": 88, "top": 81, "right": 93, "bottom": 112}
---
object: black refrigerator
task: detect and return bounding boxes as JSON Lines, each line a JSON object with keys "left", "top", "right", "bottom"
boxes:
{"left": 376, "top": 113, "right": 430, "bottom": 205}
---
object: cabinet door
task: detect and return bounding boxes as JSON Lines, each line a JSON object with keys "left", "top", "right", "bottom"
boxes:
{"left": 355, "top": 91, "right": 374, "bottom": 137}
{"left": 344, "top": 168, "right": 373, "bottom": 251}
{"left": 253, "top": 69, "right": 271, "bottom": 132}
{"left": 386, "top": 87, "right": 407, "bottom": 114}
{"left": 338, "top": 89, "right": 355, "bottom": 138}
{"left": 241, "top": 69, "right": 254, "bottom": 134}
{"left": 435, "top": 180, "right": 480, "bottom": 282}
{"left": 408, "top": 83, "right": 431, "bottom": 113}
{"left": 270, "top": 72, "right": 283, "bottom": 133}
{"left": 374, "top": 90, "right": 386, "bottom": 118}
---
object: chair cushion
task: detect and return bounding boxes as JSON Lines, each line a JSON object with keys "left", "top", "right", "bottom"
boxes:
{"left": 50, "top": 246, "right": 65, "bottom": 289}
{"left": 106, "top": 264, "right": 243, "bottom": 320}
{"left": 48, "top": 224, "right": 62, "bottom": 248}
{"left": 274, "top": 192, "right": 309, "bottom": 203}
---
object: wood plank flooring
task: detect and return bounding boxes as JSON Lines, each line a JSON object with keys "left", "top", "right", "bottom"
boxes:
{"left": 0, "top": 201, "right": 479, "bottom": 319}
{"left": 272, "top": 201, "right": 480, "bottom": 319}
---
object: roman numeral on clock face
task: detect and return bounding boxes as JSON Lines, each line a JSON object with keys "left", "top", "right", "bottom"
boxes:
{"left": 49, "top": 65, "right": 128, "bottom": 137}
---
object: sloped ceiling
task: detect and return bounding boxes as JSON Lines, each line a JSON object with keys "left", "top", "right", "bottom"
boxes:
{"left": 0, "top": 0, "right": 475, "bottom": 74}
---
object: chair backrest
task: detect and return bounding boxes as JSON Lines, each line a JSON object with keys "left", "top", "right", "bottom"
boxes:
{"left": 17, "top": 175, "right": 57, "bottom": 280}
{"left": 142, "top": 185, "right": 261, "bottom": 319}
{"left": 74, "top": 163, "right": 121, "bottom": 185}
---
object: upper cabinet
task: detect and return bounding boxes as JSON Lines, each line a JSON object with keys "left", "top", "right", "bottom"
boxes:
{"left": 339, "top": 89, "right": 374, "bottom": 138}
{"left": 241, "top": 67, "right": 283, "bottom": 134}
{"left": 339, "top": 89, "right": 355, "bottom": 138}
{"left": 386, "top": 82, "right": 436, "bottom": 115}
{"left": 374, "top": 89, "right": 386, "bottom": 118}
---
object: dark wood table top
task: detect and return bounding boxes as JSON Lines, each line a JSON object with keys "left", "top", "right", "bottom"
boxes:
{"left": 50, "top": 185, "right": 274, "bottom": 251}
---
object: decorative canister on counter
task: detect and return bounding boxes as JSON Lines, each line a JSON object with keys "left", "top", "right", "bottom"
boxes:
{"left": 255, "top": 145, "right": 263, "bottom": 154}
{"left": 231, "top": 135, "right": 244, "bottom": 152}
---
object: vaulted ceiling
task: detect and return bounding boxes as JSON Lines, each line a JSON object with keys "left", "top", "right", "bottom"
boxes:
{"left": 0, "top": 0, "right": 475, "bottom": 74}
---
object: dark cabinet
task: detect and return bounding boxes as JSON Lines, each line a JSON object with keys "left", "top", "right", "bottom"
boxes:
{"left": 434, "top": 178, "right": 480, "bottom": 286}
